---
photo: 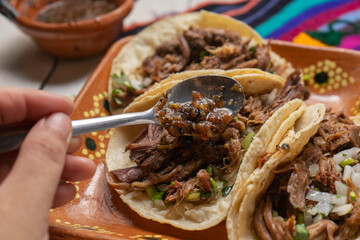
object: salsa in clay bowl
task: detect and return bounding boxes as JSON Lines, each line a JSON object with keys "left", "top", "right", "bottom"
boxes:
{"left": 5, "top": 0, "right": 133, "bottom": 58}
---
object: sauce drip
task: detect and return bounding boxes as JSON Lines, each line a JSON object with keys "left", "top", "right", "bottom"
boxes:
{"left": 35, "top": 0, "right": 116, "bottom": 24}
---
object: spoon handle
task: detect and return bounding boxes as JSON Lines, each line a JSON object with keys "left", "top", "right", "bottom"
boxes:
{"left": 72, "top": 108, "right": 157, "bottom": 136}
{"left": 0, "top": 0, "right": 18, "bottom": 21}
{"left": 0, "top": 108, "right": 157, "bottom": 153}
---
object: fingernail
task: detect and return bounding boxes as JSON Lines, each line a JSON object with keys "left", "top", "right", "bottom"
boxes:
{"left": 45, "top": 113, "right": 71, "bottom": 139}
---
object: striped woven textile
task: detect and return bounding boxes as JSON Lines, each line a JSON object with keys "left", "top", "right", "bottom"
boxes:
{"left": 120, "top": 0, "right": 360, "bottom": 50}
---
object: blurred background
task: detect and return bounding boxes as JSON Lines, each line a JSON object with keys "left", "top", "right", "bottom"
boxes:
{"left": 1, "top": 0, "right": 360, "bottom": 96}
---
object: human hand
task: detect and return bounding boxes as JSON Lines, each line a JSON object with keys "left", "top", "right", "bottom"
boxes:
{"left": 0, "top": 87, "right": 96, "bottom": 240}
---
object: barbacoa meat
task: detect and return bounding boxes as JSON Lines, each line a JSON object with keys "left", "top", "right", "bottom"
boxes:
{"left": 287, "top": 162, "right": 309, "bottom": 211}
{"left": 241, "top": 70, "right": 309, "bottom": 131}
{"left": 318, "top": 111, "right": 360, "bottom": 153}
{"left": 110, "top": 93, "right": 246, "bottom": 203}
{"left": 142, "top": 26, "right": 273, "bottom": 83}
{"left": 254, "top": 197, "right": 296, "bottom": 240}
{"left": 308, "top": 220, "right": 338, "bottom": 240}
{"left": 255, "top": 108, "right": 360, "bottom": 239}
{"left": 109, "top": 69, "right": 310, "bottom": 208}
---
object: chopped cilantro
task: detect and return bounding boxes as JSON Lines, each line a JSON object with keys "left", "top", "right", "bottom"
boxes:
{"left": 341, "top": 158, "right": 355, "bottom": 167}
{"left": 210, "top": 177, "right": 218, "bottom": 196}
{"left": 248, "top": 45, "right": 257, "bottom": 54}
{"left": 113, "top": 96, "right": 123, "bottom": 105}
{"left": 206, "top": 165, "right": 213, "bottom": 176}
{"left": 146, "top": 186, "right": 165, "bottom": 201}
{"left": 199, "top": 50, "right": 210, "bottom": 60}
{"left": 293, "top": 224, "right": 309, "bottom": 240}
{"left": 272, "top": 210, "right": 278, "bottom": 217}
{"left": 350, "top": 190, "right": 357, "bottom": 201}
{"left": 111, "top": 70, "right": 135, "bottom": 91}
{"left": 222, "top": 184, "right": 234, "bottom": 197}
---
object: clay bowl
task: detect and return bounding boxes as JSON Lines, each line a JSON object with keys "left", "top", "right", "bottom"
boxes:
{"left": 8, "top": 0, "right": 133, "bottom": 59}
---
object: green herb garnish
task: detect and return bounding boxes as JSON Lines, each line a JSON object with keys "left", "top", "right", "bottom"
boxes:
{"left": 199, "top": 50, "right": 210, "bottom": 60}
{"left": 111, "top": 70, "right": 135, "bottom": 91}
{"left": 113, "top": 96, "right": 123, "bottom": 105}
{"left": 210, "top": 177, "right": 218, "bottom": 196}
{"left": 297, "top": 213, "right": 304, "bottom": 224}
{"left": 293, "top": 224, "right": 309, "bottom": 240}
{"left": 222, "top": 184, "right": 234, "bottom": 197}
{"left": 341, "top": 158, "right": 355, "bottom": 167}
{"left": 206, "top": 165, "right": 213, "bottom": 176}
{"left": 248, "top": 45, "right": 257, "bottom": 54}
{"left": 146, "top": 186, "right": 165, "bottom": 201}
{"left": 186, "top": 192, "right": 201, "bottom": 201}
{"left": 242, "top": 130, "right": 255, "bottom": 151}
{"left": 350, "top": 190, "right": 357, "bottom": 201}
{"left": 272, "top": 210, "right": 279, "bottom": 217}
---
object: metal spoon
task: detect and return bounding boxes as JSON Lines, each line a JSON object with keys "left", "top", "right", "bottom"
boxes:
{"left": 0, "top": 75, "right": 245, "bottom": 153}
{"left": 0, "top": 0, "right": 18, "bottom": 21}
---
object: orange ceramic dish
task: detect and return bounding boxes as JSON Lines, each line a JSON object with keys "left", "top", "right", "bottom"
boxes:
{"left": 9, "top": 0, "right": 133, "bottom": 59}
{"left": 48, "top": 38, "right": 360, "bottom": 239}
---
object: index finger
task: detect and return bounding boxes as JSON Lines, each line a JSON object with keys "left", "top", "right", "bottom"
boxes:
{"left": 0, "top": 87, "right": 74, "bottom": 124}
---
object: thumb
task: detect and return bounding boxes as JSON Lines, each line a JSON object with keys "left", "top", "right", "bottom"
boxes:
{"left": 2, "top": 112, "right": 72, "bottom": 219}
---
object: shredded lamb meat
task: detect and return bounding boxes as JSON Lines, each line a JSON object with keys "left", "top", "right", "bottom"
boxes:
{"left": 287, "top": 162, "right": 309, "bottom": 211}
{"left": 142, "top": 26, "right": 273, "bottom": 84}
{"left": 241, "top": 70, "right": 309, "bottom": 131}
{"left": 317, "top": 111, "right": 360, "bottom": 153}
{"left": 109, "top": 69, "right": 310, "bottom": 209}
{"left": 255, "top": 108, "right": 360, "bottom": 240}
{"left": 308, "top": 220, "right": 338, "bottom": 240}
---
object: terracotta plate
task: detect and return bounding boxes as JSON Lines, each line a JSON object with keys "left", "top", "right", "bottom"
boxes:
{"left": 49, "top": 37, "right": 360, "bottom": 240}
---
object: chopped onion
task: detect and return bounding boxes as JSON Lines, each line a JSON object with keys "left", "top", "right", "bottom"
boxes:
{"left": 306, "top": 201, "right": 333, "bottom": 217}
{"left": 335, "top": 181, "right": 348, "bottom": 196}
{"left": 313, "top": 214, "right": 323, "bottom": 224}
{"left": 153, "top": 199, "right": 166, "bottom": 209}
{"left": 333, "top": 147, "right": 360, "bottom": 165}
{"left": 352, "top": 172, "right": 360, "bottom": 188}
{"left": 307, "top": 206, "right": 318, "bottom": 216}
{"left": 335, "top": 164, "right": 342, "bottom": 172}
{"left": 354, "top": 164, "right": 360, "bottom": 172}
{"left": 309, "top": 164, "right": 319, "bottom": 177}
{"left": 304, "top": 210, "right": 313, "bottom": 225}
{"left": 306, "top": 190, "right": 333, "bottom": 203}
{"left": 332, "top": 195, "right": 348, "bottom": 205}
{"left": 344, "top": 165, "right": 354, "bottom": 181}
{"left": 315, "top": 201, "right": 333, "bottom": 216}
{"left": 265, "top": 89, "right": 278, "bottom": 106}
{"left": 331, "top": 204, "right": 353, "bottom": 216}
{"left": 216, "top": 180, "right": 224, "bottom": 189}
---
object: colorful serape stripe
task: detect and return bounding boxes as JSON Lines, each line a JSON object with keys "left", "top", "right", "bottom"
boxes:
{"left": 120, "top": 0, "right": 360, "bottom": 50}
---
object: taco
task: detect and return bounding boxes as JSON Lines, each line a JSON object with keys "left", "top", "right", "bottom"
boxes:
{"left": 108, "top": 10, "right": 294, "bottom": 113}
{"left": 105, "top": 68, "right": 309, "bottom": 230}
{"left": 226, "top": 107, "right": 360, "bottom": 239}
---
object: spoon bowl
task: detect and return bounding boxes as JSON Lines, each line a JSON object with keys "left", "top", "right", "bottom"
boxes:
{"left": 165, "top": 75, "right": 245, "bottom": 118}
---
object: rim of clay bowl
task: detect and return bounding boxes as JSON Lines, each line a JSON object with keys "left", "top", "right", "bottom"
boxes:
{"left": 15, "top": 0, "right": 134, "bottom": 31}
